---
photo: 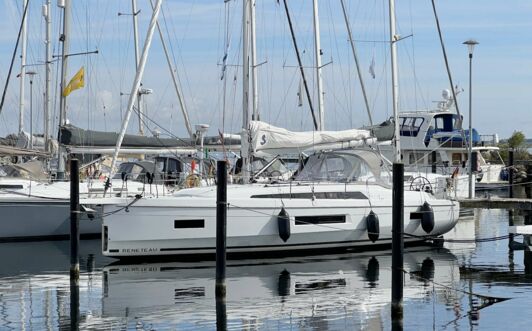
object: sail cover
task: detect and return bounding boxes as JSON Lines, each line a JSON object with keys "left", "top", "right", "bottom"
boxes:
{"left": 249, "top": 121, "right": 373, "bottom": 153}
{"left": 60, "top": 124, "right": 192, "bottom": 148}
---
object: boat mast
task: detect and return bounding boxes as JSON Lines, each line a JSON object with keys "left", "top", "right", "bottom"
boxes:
{"left": 57, "top": 0, "right": 71, "bottom": 179}
{"left": 43, "top": 0, "right": 52, "bottom": 152}
{"left": 241, "top": 0, "right": 251, "bottom": 183}
{"left": 131, "top": 0, "right": 145, "bottom": 136}
{"left": 18, "top": 0, "right": 29, "bottom": 135}
{"left": 312, "top": 0, "right": 325, "bottom": 130}
{"left": 250, "top": 0, "right": 259, "bottom": 121}
{"left": 107, "top": 0, "right": 163, "bottom": 185}
{"left": 389, "top": 0, "right": 401, "bottom": 163}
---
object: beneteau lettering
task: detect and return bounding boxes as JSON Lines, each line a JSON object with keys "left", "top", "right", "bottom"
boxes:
{"left": 121, "top": 248, "right": 158, "bottom": 253}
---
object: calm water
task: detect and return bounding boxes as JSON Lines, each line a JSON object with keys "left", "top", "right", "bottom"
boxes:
{"left": 1, "top": 206, "right": 532, "bottom": 330}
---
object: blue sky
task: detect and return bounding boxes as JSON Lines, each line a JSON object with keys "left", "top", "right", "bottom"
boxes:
{"left": 0, "top": 0, "right": 531, "bottom": 140}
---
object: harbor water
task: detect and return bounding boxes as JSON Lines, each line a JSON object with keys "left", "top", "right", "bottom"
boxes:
{"left": 1, "top": 205, "right": 531, "bottom": 330}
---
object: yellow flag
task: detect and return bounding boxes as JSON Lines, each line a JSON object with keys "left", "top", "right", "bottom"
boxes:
{"left": 62, "top": 67, "right": 85, "bottom": 97}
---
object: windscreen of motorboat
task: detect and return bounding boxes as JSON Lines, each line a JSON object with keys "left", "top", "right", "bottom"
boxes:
{"left": 294, "top": 152, "right": 380, "bottom": 183}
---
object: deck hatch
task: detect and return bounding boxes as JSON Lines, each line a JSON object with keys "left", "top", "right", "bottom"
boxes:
{"left": 295, "top": 215, "right": 346, "bottom": 225}
{"left": 174, "top": 219, "right": 205, "bottom": 229}
{"left": 251, "top": 192, "right": 367, "bottom": 199}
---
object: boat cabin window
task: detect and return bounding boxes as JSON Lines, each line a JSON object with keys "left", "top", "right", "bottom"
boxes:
{"left": 408, "top": 152, "right": 442, "bottom": 165}
{"left": 399, "top": 117, "right": 424, "bottom": 137}
{"left": 432, "top": 114, "right": 460, "bottom": 132}
{"left": 156, "top": 158, "right": 181, "bottom": 174}
{"left": 112, "top": 163, "right": 147, "bottom": 181}
{"left": 451, "top": 153, "right": 462, "bottom": 166}
{"left": 295, "top": 152, "right": 377, "bottom": 182}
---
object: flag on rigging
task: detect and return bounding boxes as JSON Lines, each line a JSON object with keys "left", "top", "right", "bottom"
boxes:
{"left": 62, "top": 67, "right": 85, "bottom": 97}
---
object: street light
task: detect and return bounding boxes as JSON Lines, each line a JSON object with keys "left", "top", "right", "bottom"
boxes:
{"left": 463, "top": 39, "right": 478, "bottom": 199}
{"left": 26, "top": 70, "right": 38, "bottom": 149}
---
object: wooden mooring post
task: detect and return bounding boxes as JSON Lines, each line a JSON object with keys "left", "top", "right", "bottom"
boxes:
{"left": 391, "top": 162, "right": 404, "bottom": 323}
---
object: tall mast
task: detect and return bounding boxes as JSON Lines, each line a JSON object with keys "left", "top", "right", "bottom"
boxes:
{"left": 389, "top": 0, "right": 401, "bottom": 163}
{"left": 107, "top": 0, "right": 163, "bottom": 185}
{"left": 57, "top": 0, "right": 71, "bottom": 179}
{"left": 131, "top": 0, "right": 145, "bottom": 136}
{"left": 312, "top": 0, "right": 325, "bottom": 130}
{"left": 18, "top": 0, "right": 28, "bottom": 134}
{"left": 43, "top": 1, "right": 52, "bottom": 152}
{"left": 241, "top": 0, "right": 251, "bottom": 183}
{"left": 250, "top": 0, "right": 259, "bottom": 121}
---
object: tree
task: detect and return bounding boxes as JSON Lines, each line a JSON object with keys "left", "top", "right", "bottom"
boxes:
{"left": 508, "top": 131, "right": 526, "bottom": 149}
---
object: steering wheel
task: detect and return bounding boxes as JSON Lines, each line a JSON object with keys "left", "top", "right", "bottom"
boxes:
{"left": 409, "top": 176, "right": 433, "bottom": 193}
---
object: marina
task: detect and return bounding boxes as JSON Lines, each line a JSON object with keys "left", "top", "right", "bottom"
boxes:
{"left": 2, "top": 203, "right": 532, "bottom": 329}
{"left": 1, "top": 0, "right": 532, "bottom": 329}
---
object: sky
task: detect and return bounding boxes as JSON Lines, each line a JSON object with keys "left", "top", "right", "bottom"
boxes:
{"left": 0, "top": 0, "right": 531, "bottom": 140}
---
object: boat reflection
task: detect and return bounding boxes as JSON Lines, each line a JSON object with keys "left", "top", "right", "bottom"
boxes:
{"left": 101, "top": 248, "right": 460, "bottom": 329}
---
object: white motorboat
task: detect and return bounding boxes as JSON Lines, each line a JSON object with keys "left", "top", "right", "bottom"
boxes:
{"left": 93, "top": 149, "right": 459, "bottom": 259}
{"left": 374, "top": 91, "right": 506, "bottom": 192}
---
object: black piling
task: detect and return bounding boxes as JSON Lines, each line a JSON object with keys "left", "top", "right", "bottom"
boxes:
{"left": 391, "top": 162, "right": 404, "bottom": 322}
{"left": 509, "top": 149, "right": 514, "bottom": 199}
{"left": 431, "top": 151, "right": 437, "bottom": 174}
{"left": 216, "top": 160, "right": 227, "bottom": 297}
{"left": 69, "top": 275, "right": 80, "bottom": 330}
{"left": 70, "top": 158, "right": 80, "bottom": 279}
{"left": 69, "top": 158, "right": 80, "bottom": 330}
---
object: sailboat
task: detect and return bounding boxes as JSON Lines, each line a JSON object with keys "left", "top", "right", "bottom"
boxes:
{"left": 90, "top": 0, "right": 459, "bottom": 260}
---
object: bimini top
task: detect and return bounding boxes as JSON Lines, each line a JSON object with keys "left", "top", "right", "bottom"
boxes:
{"left": 294, "top": 149, "right": 383, "bottom": 183}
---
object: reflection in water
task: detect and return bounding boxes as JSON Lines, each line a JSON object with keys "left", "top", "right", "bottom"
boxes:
{"left": 99, "top": 249, "right": 460, "bottom": 330}
{"left": 2, "top": 206, "right": 532, "bottom": 330}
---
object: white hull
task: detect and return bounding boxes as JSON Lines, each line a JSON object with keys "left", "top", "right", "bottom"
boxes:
{"left": 0, "top": 178, "right": 168, "bottom": 241}
{"left": 0, "top": 197, "right": 101, "bottom": 241}
{"left": 98, "top": 183, "right": 459, "bottom": 258}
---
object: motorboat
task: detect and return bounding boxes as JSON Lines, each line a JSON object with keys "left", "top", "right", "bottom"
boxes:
{"left": 92, "top": 149, "right": 460, "bottom": 259}
{"left": 374, "top": 90, "right": 506, "bottom": 193}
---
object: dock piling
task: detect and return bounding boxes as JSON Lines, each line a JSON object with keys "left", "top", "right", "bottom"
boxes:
{"left": 509, "top": 149, "right": 514, "bottom": 199}
{"left": 216, "top": 160, "right": 227, "bottom": 297}
{"left": 392, "top": 162, "right": 404, "bottom": 322}
{"left": 70, "top": 158, "right": 80, "bottom": 279}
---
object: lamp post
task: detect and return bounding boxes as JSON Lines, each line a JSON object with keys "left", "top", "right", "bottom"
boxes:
{"left": 463, "top": 39, "right": 478, "bottom": 199}
{"left": 26, "top": 71, "right": 37, "bottom": 149}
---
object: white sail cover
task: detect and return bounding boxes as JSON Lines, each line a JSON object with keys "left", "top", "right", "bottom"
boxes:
{"left": 249, "top": 121, "right": 373, "bottom": 153}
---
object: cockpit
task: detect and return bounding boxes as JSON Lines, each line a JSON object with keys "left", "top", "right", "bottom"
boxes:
{"left": 294, "top": 150, "right": 382, "bottom": 183}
